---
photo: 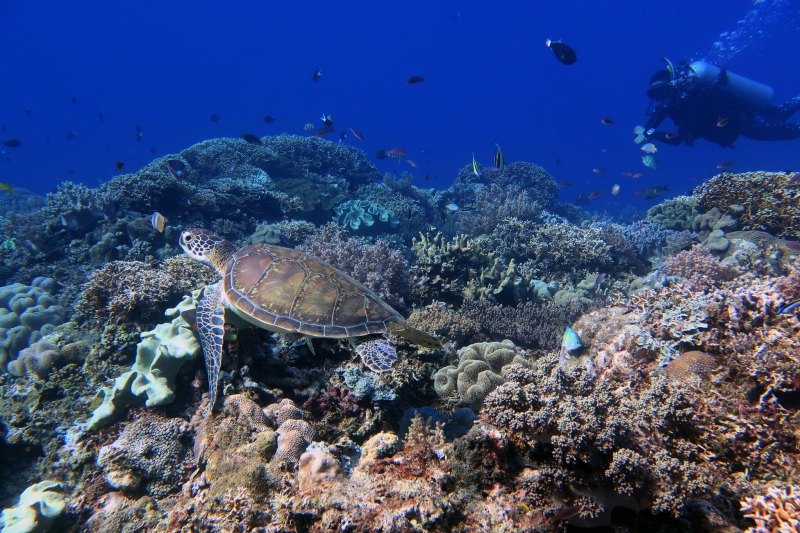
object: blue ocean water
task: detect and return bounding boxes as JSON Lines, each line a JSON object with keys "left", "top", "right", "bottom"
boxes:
{"left": 1, "top": 0, "right": 799, "bottom": 214}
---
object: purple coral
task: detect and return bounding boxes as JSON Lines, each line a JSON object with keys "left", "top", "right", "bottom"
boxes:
{"left": 297, "top": 224, "right": 410, "bottom": 309}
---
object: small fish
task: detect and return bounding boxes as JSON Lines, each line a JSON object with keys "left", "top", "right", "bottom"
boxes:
{"left": 348, "top": 126, "right": 364, "bottom": 140}
{"left": 621, "top": 171, "right": 632, "bottom": 177}
{"left": 642, "top": 155, "right": 658, "bottom": 169}
{"left": 320, "top": 113, "right": 333, "bottom": 127}
{"left": 65, "top": 131, "right": 76, "bottom": 141}
{"left": 210, "top": 114, "right": 221, "bottom": 122}
{"left": 263, "top": 115, "right": 275, "bottom": 123}
{"left": 779, "top": 300, "right": 800, "bottom": 314}
{"left": 135, "top": 132, "right": 143, "bottom": 141}
{"left": 135, "top": 125, "right": 141, "bottom": 133}
{"left": 449, "top": 12, "right": 459, "bottom": 21}
{"left": 407, "top": 159, "right": 418, "bottom": 168}
{"left": 25, "top": 108, "right": 31, "bottom": 116}
{"left": 166, "top": 163, "right": 179, "bottom": 178}
{"left": 0, "top": 182, "right": 13, "bottom": 194}
{"left": 611, "top": 184, "right": 620, "bottom": 196}
{"left": 632, "top": 172, "right": 645, "bottom": 178}
{"left": 549, "top": 506, "right": 582, "bottom": 523}
{"left": 304, "top": 123, "right": 315, "bottom": 132}
{"left": 150, "top": 211, "right": 166, "bottom": 233}
{"left": 555, "top": 157, "right": 562, "bottom": 165}
{"left": 315, "top": 125, "right": 334, "bottom": 137}
{"left": 279, "top": 233, "right": 291, "bottom": 246}
{"left": 641, "top": 143, "right": 657, "bottom": 154}
{"left": 633, "top": 126, "right": 645, "bottom": 135}
{"left": 592, "top": 168, "right": 607, "bottom": 175}
{"left": 594, "top": 273, "right": 607, "bottom": 288}
{"left": 561, "top": 326, "right": 583, "bottom": 351}
{"left": 241, "top": 133, "right": 262, "bottom": 145}
{"left": 71, "top": 94, "right": 77, "bottom": 105}
{"left": 150, "top": 147, "right": 157, "bottom": 154}
{"left": 472, "top": 152, "right": 479, "bottom": 176}
{"left": 635, "top": 185, "right": 668, "bottom": 200}
{"left": 789, "top": 174, "right": 800, "bottom": 184}
{"left": 385, "top": 148, "right": 406, "bottom": 158}
{"left": 406, "top": 76, "right": 425, "bottom": 85}
{"left": 312, "top": 69, "right": 322, "bottom": 82}
{"left": 664, "top": 131, "right": 679, "bottom": 139}
{"left": 339, "top": 132, "right": 347, "bottom": 141}
{"left": 98, "top": 111, "right": 103, "bottom": 121}
{"left": 229, "top": 161, "right": 238, "bottom": 171}
{"left": 575, "top": 192, "right": 589, "bottom": 205}
{"left": 588, "top": 190, "right": 604, "bottom": 199}
{"left": 716, "top": 161, "right": 734, "bottom": 169}
{"left": 545, "top": 39, "right": 577, "bottom": 65}
{"left": 115, "top": 161, "right": 125, "bottom": 172}
{"left": 494, "top": 143, "right": 504, "bottom": 170}
{"left": 485, "top": 166, "right": 500, "bottom": 172}
{"left": 559, "top": 182, "right": 573, "bottom": 187}
{"left": 2, "top": 139, "right": 21, "bottom": 148}
{"left": 782, "top": 241, "right": 800, "bottom": 251}
{"left": 425, "top": 174, "right": 429, "bottom": 181}
{"left": 716, "top": 117, "right": 729, "bottom": 127}
{"left": 446, "top": 203, "right": 460, "bottom": 211}
{"left": 601, "top": 118, "right": 614, "bottom": 125}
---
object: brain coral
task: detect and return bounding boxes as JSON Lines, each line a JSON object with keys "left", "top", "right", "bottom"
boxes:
{"left": 695, "top": 171, "right": 800, "bottom": 238}
{"left": 0, "top": 277, "right": 65, "bottom": 373}
{"left": 433, "top": 339, "right": 531, "bottom": 407}
{"left": 97, "top": 413, "right": 193, "bottom": 498}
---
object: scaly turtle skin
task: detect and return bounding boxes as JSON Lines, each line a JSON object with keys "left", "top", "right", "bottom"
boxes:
{"left": 179, "top": 228, "right": 440, "bottom": 409}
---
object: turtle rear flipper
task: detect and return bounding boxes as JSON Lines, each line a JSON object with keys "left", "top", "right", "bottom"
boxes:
{"left": 395, "top": 327, "right": 442, "bottom": 349}
{"left": 196, "top": 286, "right": 225, "bottom": 410}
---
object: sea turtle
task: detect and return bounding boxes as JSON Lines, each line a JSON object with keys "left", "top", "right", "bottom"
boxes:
{"left": 179, "top": 228, "right": 441, "bottom": 409}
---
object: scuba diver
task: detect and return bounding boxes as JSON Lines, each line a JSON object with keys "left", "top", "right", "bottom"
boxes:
{"left": 644, "top": 58, "right": 800, "bottom": 148}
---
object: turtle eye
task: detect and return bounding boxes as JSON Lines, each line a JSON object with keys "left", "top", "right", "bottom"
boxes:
{"left": 184, "top": 234, "right": 194, "bottom": 243}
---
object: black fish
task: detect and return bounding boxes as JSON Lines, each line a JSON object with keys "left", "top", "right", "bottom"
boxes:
{"left": 115, "top": 161, "right": 125, "bottom": 172}
{"left": 65, "top": 131, "right": 75, "bottom": 140}
{"left": 241, "top": 133, "right": 262, "bottom": 145}
{"left": 339, "top": 132, "right": 347, "bottom": 140}
{"left": 25, "top": 108, "right": 31, "bottom": 116}
{"left": 546, "top": 39, "right": 577, "bottom": 65}
{"left": 98, "top": 112, "right": 103, "bottom": 121}
{"left": 406, "top": 76, "right": 425, "bottom": 85}
{"left": 135, "top": 132, "right": 143, "bottom": 141}
{"left": 375, "top": 150, "right": 389, "bottom": 160}
{"left": 210, "top": 114, "right": 221, "bottom": 122}
{"left": 150, "top": 147, "right": 157, "bottom": 154}
{"left": 135, "top": 125, "right": 141, "bottom": 132}
{"left": 635, "top": 185, "right": 669, "bottom": 200}
{"left": 167, "top": 159, "right": 185, "bottom": 172}
{"left": 2, "top": 139, "right": 21, "bottom": 148}
{"left": 312, "top": 69, "right": 322, "bottom": 82}
{"left": 71, "top": 94, "right": 77, "bottom": 105}
{"left": 263, "top": 115, "right": 275, "bottom": 123}
{"left": 449, "top": 13, "right": 459, "bottom": 21}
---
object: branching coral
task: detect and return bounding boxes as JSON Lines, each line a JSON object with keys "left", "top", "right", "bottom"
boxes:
{"left": 663, "top": 245, "right": 741, "bottom": 282}
{"left": 740, "top": 486, "right": 800, "bottom": 533}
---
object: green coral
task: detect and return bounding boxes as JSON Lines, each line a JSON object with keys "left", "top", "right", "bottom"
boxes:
{"left": 646, "top": 196, "right": 699, "bottom": 230}
{"left": 1, "top": 481, "right": 66, "bottom": 533}
{"left": 332, "top": 199, "right": 399, "bottom": 231}
{"left": 88, "top": 287, "right": 203, "bottom": 429}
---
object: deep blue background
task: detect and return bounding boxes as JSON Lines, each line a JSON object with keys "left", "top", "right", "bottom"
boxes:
{"left": 1, "top": 0, "right": 798, "bottom": 215}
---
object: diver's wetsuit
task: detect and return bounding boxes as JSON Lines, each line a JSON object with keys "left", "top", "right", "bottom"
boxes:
{"left": 645, "top": 62, "right": 800, "bottom": 147}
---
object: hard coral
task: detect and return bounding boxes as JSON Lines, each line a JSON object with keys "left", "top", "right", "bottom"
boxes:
{"left": 695, "top": 171, "right": 800, "bottom": 238}
{"left": 740, "top": 486, "right": 800, "bottom": 533}
{"left": 663, "top": 245, "right": 741, "bottom": 282}
{"left": 297, "top": 448, "right": 345, "bottom": 491}
{"left": 96, "top": 412, "right": 194, "bottom": 498}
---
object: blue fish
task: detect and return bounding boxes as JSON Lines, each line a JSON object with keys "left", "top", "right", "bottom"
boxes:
{"left": 561, "top": 326, "right": 583, "bottom": 351}
{"left": 779, "top": 301, "right": 800, "bottom": 314}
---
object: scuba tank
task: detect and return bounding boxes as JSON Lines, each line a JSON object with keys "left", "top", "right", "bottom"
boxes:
{"left": 689, "top": 61, "right": 773, "bottom": 109}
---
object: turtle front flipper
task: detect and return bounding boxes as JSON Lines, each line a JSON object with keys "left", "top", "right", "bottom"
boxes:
{"left": 196, "top": 286, "right": 225, "bottom": 410}
{"left": 395, "top": 327, "right": 442, "bottom": 349}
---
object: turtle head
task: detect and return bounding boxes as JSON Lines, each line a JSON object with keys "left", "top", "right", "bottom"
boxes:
{"left": 180, "top": 229, "right": 231, "bottom": 271}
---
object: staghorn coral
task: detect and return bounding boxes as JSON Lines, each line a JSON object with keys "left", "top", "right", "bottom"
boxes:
{"left": 96, "top": 412, "right": 194, "bottom": 498}
{"left": 433, "top": 340, "right": 531, "bottom": 407}
{"left": 740, "top": 486, "right": 800, "bottom": 533}
{"left": 695, "top": 171, "right": 800, "bottom": 238}
{"left": 407, "top": 301, "right": 483, "bottom": 343}
{"left": 298, "top": 224, "right": 410, "bottom": 309}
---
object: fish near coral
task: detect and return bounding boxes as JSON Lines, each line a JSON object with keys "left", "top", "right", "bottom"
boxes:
{"left": 664, "top": 350, "right": 716, "bottom": 379}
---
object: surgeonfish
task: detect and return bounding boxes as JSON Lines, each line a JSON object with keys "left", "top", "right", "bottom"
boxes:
{"left": 472, "top": 153, "right": 479, "bottom": 176}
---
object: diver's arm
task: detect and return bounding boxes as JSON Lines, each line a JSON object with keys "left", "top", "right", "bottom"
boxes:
{"left": 644, "top": 108, "right": 667, "bottom": 131}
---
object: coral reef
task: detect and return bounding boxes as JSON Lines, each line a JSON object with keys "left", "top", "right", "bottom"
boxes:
{"left": 0, "top": 278, "right": 64, "bottom": 373}
{"left": 740, "top": 486, "right": 800, "bottom": 533}
{"left": 332, "top": 199, "right": 399, "bottom": 231}
{"left": 647, "top": 195, "right": 700, "bottom": 230}
{"left": 0, "top": 481, "right": 65, "bottom": 533}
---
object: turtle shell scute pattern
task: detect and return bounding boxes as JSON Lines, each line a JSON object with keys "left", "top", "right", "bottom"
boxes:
{"left": 224, "top": 243, "right": 405, "bottom": 338}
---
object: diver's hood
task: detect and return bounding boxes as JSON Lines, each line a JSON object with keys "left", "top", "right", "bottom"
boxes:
{"left": 647, "top": 69, "right": 675, "bottom": 100}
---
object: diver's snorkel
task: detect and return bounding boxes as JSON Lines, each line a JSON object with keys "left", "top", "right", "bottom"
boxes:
{"left": 688, "top": 61, "right": 773, "bottom": 109}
